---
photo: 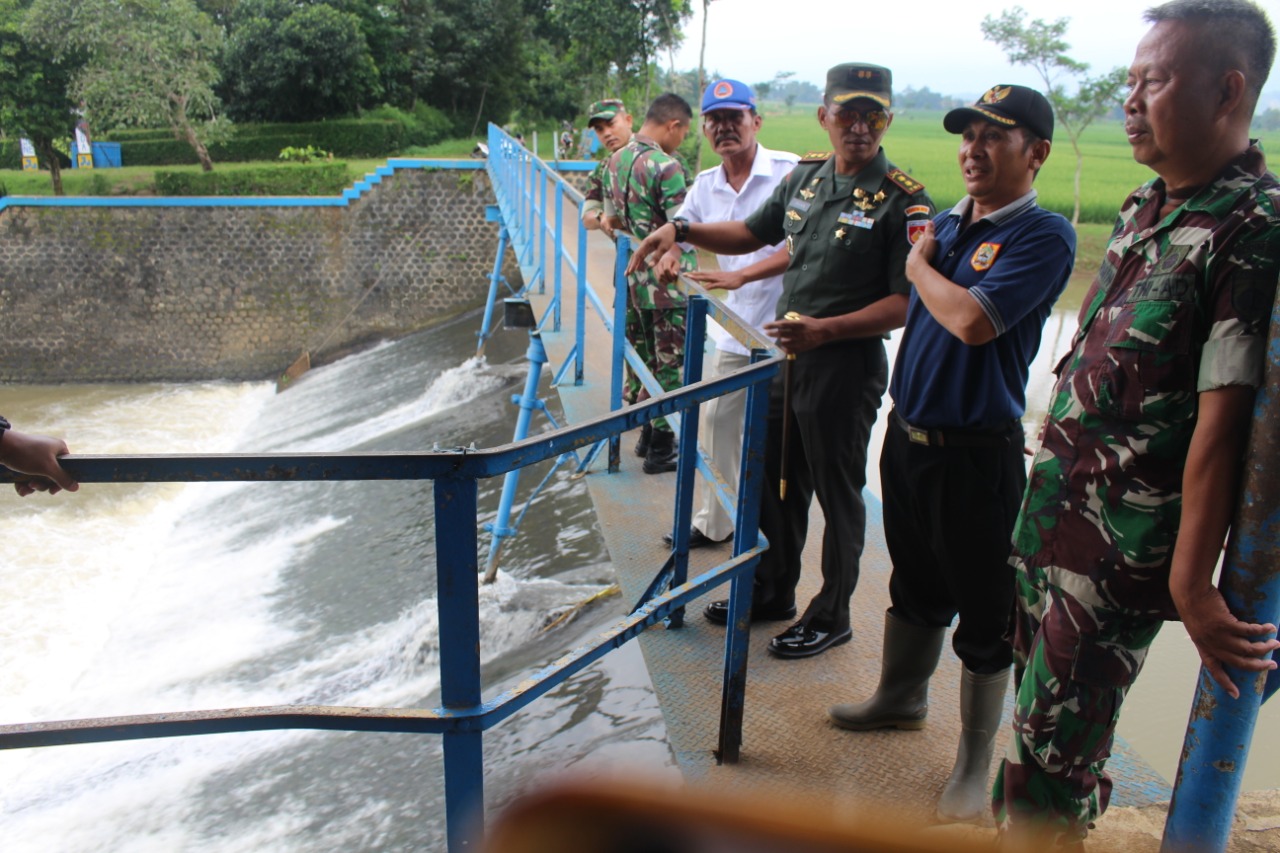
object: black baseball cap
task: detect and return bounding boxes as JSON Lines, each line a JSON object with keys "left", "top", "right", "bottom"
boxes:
{"left": 944, "top": 85, "right": 1054, "bottom": 142}
{"left": 824, "top": 63, "right": 892, "bottom": 109}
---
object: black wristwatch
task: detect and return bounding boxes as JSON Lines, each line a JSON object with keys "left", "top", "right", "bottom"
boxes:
{"left": 671, "top": 217, "right": 690, "bottom": 242}
{"left": 0, "top": 415, "right": 10, "bottom": 443}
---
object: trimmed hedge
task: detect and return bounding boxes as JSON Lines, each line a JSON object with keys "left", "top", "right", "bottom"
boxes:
{"left": 154, "top": 162, "right": 350, "bottom": 196}
{"left": 107, "top": 120, "right": 407, "bottom": 166}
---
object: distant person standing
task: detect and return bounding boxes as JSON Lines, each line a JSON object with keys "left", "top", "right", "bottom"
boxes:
{"left": 992, "top": 1, "right": 1280, "bottom": 845}
{"left": 0, "top": 416, "right": 78, "bottom": 496}
{"left": 828, "top": 85, "right": 1074, "bottom": 823}
{"left": 602, "top": 93, "right": 695, "bottom": 474}
{"left": 630, "top": 65, "right": 934, "bottom": 657}
{"left": 651, "top": 78, "right": 797, "bottom": 548}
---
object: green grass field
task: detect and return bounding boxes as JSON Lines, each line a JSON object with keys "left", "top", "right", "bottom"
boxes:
{"left": 699, "top": 107, "right": 1280, "bottom": 224}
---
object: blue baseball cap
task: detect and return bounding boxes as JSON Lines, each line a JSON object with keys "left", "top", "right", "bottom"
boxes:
{"left": 701, "top": 79, "right": 756, "bottom": 112}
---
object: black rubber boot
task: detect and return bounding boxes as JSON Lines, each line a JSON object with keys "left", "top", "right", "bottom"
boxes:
{"left": 937, "top": 666, "right": 1011, "bottom": 822}
{"left": 828, "top": 611, "right": 946, "bottom": 730}
{"left": 642, "top": 428, "right": 678, "bottom": 474}
{"left": 633, "top": 422, "right": 652, "bottom": 458}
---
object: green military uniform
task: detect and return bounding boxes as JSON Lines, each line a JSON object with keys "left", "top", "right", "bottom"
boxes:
{"left": 740, "top": 144, "right": 935, "bottom": 637}
{"left": 603, "top": 134, "right": 696, "bottom": 432}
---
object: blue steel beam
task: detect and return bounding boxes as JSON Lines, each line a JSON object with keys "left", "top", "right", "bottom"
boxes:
{"left": 2, "top": 364, "right": 779, "bottom": 487}
{"left": 1161, "top": 282, "right": 1280, "bottom": 853}
{"left": 0, "top": 546, "right": 765, "bottom": 748}
{"left": 436, "top": 474, "right": 485, "bottom": 851}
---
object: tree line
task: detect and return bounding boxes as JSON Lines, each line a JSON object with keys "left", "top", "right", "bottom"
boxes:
{"left": 0, "top": 0, "right": 695, "bottom": 192}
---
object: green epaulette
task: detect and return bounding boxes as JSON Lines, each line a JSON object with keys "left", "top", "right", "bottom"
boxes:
{"left": 887, "top": 168, "right": 925, "bottom": 195}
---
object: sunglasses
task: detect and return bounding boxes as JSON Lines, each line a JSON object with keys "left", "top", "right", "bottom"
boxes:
{"left": 827, "top": 106, "right": 889, "bottom": 132}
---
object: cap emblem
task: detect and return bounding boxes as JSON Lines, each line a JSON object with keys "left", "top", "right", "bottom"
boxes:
{"left": 713, "top": 81, "right": 733, "bottom": 99}
{"left": 982, "top": 86, "right": 1012, "bottom": 104}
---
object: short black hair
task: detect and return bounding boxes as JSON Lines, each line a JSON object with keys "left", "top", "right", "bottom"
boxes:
{"left": 1145, "top": 0, "right": 1275, "bottom": 110}
{"left": 646, "top": 93, "right": 693, "bottom": 125}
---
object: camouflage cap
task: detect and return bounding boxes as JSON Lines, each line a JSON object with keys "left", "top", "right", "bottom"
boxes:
{"left": 824, "top": 63, "right": 892, "bottom": 108}
{"left": 943, "top": 84, "right": 1055, "bottom": 142}
{"left": 587, "top": 99, "right": 626, "bottom": 127}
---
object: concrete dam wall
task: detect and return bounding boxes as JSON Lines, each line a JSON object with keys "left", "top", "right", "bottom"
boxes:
{"left": 0, "top": 164, "right": 525, "bottom": 383}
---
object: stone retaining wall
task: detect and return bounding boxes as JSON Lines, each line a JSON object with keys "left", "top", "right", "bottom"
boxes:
{"left": 0, "top": 167, "right": 522, "bottom": 383}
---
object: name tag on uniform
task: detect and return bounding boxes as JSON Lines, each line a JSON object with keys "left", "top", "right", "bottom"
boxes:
{"left": 789, "top": 198, "right": 811, "bottom": 212}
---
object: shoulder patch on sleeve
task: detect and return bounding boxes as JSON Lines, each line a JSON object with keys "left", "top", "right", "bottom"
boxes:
{"left": 800, "top": 150, "right": 832, "bottom": 162}
{"left": 887, "top": 168, "right": 925, "bottom": 195}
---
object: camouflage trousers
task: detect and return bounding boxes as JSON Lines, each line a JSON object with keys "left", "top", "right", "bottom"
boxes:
{"left": 992, "top": 563, "right": 1163, "bottom": 843}
{"left": 623, "top": 301, "right": 686, "bottom": 434}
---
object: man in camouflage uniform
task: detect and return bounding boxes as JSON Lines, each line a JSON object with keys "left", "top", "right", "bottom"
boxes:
{"left": 629, "top": 65, "right": 934, "bottom": 658}
{"left": 993, "top": 2, "right": 1280, "bottom": 846}
{"left": 581, "top": 99, "right": 633, "bottom": 240}
{"left": 602, "top": 93, "right": 696, "bottom": 474}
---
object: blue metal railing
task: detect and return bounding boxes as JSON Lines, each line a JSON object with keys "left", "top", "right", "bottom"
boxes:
{"left": 0, "top": 133, "right": 783, "bottom": 852}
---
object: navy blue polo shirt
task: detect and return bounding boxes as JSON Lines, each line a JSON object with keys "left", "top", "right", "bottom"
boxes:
{"left": 889, "top": 191, "right": 1076, "bottom": 429}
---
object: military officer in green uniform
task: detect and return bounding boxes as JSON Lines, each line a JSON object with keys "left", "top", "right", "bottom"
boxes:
{"left": 630, "top": 63, "right": 935, "bottom": 658}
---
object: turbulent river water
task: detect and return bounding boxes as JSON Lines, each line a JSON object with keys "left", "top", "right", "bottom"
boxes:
{"left": 0, "top": 313, "right": 673, "bottom": 852}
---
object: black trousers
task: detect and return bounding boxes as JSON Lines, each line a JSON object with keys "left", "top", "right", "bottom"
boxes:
{"left": 753, "top": 338, "right": 887, "bottom": 632}
{"left": 880, "top": 411, "right": 1026, "bottom": 672}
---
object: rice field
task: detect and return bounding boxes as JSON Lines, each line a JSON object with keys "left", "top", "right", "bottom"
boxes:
{"left": 698, "top": 107, "right": 1280, "bottom": 224}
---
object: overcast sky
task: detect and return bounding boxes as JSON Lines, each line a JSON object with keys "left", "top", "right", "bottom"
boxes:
{"left": 670, "top": 0, "right": 1279, "bottom": 100}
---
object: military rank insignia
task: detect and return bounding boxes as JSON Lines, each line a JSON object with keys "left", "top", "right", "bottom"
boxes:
{"left": 887, "top": 168, "right": 925, "bottom": 195}
{"left": 971, "top": 242, "right": 1002, "bottom": 271}
{"left": 853, "top": 187, "right": 885, "bottom": 211}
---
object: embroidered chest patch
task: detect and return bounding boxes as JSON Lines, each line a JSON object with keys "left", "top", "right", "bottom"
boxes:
{"left": 971, "top": 242, "right": 1002, "bottom": 271}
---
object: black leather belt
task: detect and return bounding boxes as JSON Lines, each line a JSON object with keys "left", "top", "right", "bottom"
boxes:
{"left": 891, "top": 409, "right": 1015, "bottom": 448}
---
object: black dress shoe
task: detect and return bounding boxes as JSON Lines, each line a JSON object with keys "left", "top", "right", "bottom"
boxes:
{"left": 703, "top": 599, "right": 798, "bottom": 625}
{"left": 768, "top": 623, "right": 852, "bottom": 659}
{"left": 661, "top": 528, "right": 729, "bottom": 549}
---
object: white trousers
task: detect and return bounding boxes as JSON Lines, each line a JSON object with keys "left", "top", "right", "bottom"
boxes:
{"left": 691, "top": 347, "right": 751, "bottom": 542}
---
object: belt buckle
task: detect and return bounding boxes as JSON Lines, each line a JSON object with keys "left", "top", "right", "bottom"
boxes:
{"left": 907, "top": 426, "right": 930, "bottom": 446}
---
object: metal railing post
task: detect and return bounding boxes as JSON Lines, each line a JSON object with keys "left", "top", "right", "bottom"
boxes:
{"left": 609, "top": 235, "right": 630, "bottom": 472}
{"left": 1162, "top": 282, "right": 1280, "bottom": 853}
{"left": 483, "top": 333, "right": 550, "bottom": 583}
{"left": 666, "top": 295, "right": 709, "bottom": 627}
{"left": 475, "top": 205, "right": 509, "bottom": 357}
{"left": 435, "top": 474, "right": 484, "bottom": 852}
{"left": 717, "top": 346, "right": 769, "bottom": 764}
{"left": 574, "top": 201, "right": 587, "bottom": 386}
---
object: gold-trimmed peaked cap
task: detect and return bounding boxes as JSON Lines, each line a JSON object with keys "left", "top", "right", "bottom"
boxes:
{"left": 824, "top": 63, "right": 892, "bottom": 109}
{"left": 943, "top": 84, "right": 1054, "bottom": 142}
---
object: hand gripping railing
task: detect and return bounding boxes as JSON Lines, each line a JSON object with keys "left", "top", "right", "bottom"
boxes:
{"left": 1162, "top": 279, "right": 1280, "bottom": 853}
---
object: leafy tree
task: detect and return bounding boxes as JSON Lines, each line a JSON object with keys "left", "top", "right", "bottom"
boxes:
{"left": 221, "top": 0, "right": 382, "bottom": 123}
{"left": 25, "top": 0, "right": 226, "bottom": 171}
{"left": 982, "top": 6, "right": 1127, "bottom": 225}
{"left": 0, "top": 0, "right": 79, "bottom": 194}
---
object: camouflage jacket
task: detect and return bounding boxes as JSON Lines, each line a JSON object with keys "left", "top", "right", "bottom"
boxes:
{"left": 582, "top": 159, "right": 607, "bottom": 216}
{"left": 603, "top": 134, "right": 695, "bottom": 309}
{"left": 1011, "top": 143, "right": 1280, "bottom": 618}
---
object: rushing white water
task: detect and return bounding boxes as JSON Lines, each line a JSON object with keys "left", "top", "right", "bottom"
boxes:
{"left": 0, "top": 318, "right": 673, "bottom": 852}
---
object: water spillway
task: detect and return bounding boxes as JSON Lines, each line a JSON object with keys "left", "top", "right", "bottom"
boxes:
{"left": 0, "top": 314, "right": 671, "bottom": 851}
